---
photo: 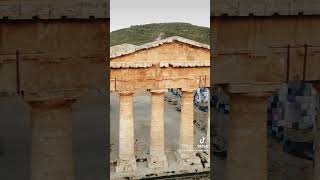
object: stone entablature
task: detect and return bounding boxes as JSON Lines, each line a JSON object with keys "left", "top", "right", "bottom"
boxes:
{"left": 110, "top": 61, "right": 210, "bottom": 69}
{"left": 0, "top": 0, "right": 109, "bottom": 20}
{"left": 160, "top": 61, "right": 210, "bottom": 67}
{"left": 0, "top": 20, "right": 108, "bottom": 99}
{"left": 110, "top": 68, "right": 210, "bottom": 92}
{"left": 110, "top": 61, "right": 153, "bottom": 68}
{"left": 211, "top": 0, "right": 320, "bottom": 17}
{"left": 212, "top": 16, "right": 320, "bottom": 85}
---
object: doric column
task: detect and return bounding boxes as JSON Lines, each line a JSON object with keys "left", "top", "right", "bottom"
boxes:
{"left": 148, "top": 90, "right": 168, "bottom": 169}
{"left": 116, "top": 91, "right": 137, "bottom": 173}
{"left": 176, "top": 89, "right": 202, "bottom": 166}
{"left": 226, "top": 92, "right": 271, "bottom": 180}
{"left": 29, "top": 99, "right": 75, "bottom": 180}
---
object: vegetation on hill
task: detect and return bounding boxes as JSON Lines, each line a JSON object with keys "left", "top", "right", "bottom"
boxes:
{"left": 111, "top": 23, "right": 210, "bottom": 46}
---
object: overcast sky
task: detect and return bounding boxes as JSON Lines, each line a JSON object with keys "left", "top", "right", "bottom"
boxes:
{"left": 110, "top": 0, "right": 210, "bottom": 31}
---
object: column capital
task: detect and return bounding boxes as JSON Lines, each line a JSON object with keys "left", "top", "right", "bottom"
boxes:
{"left": 181, "top": 90, "right": 195, "bottom": 98}
{"left": 27, "top": 98, "right": 76, "bottom": 109}
{"left": 221, "top": 83, "right": 281, "bottom": 95}
{"left": 149, "top": 89, "right": 166, "bottom": 94}
{"left": 118, "top": 91, "right": 134, "bottom": 96}
{"left": 181, "top": 88, "right": 196, "bottom": 93}
{"left": 232, "top": 92, "right": 273, "bottom": 98}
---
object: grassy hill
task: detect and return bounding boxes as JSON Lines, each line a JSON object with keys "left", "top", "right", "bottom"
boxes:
{"left": 111, "top": 23, "right": 210, "bottom": 46}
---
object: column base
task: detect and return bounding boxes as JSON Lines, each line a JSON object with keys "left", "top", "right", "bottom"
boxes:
{"left": 115, "top": 157, "right": 137, "bottom": 174}
{"left": 147, "top": 153, "right": 168, "bottom": 169}
{"left": 175, "top": 150, "right": 203, "bottom": 169}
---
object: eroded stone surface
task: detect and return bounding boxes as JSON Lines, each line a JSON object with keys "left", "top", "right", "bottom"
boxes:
{"left": 0, "top": 0, "right": 109, "bottom": 19}
{"left": 148, "top": 90, "right": 168, "bottom": 169}
{"left": 116, "top": 92, "right": 137, "bottom": 173}
{"left": 29, "top": 99, "right": 75, "bottom": 180}
{"left": 226, "top": 93, "right": 271, "bottom": 180}
{"left": 110, "top": 37, "right": 210, "bottom": 92}
{"left": 212, "top": 17, "right": 320, "bottom": 85}
{"left": 211, "top": 0, "right": 320, "bottom": 16}
{"left": 176, "top": 90, "right": 202, "bottom": 168}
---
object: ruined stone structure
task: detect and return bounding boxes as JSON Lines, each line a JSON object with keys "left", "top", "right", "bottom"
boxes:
{"left": 211, "top": 1, "right": 320, "bottom": 179}
{"left": 0, "top": 1, "right": 109, "bottom": 179}
{"left": 110, "top": 36, "right": 210, "bottom": 178}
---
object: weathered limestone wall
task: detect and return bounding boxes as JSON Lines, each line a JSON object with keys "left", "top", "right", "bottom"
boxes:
{"left": 110, "top": 66, "right": 210, "bottom": 92}
{"left": 0, "top": 0, "right": 109, "bottom": 19}
{"left": 211, "top": 0, "right": 320, "bottom": 16}
{"left": 110, "top": 42, "right": 210, "bottom": 92}
{"left": 212, "top": 16, "right": 320, "bottom": 84}
{"left": 0, "top": 20, "right": 109, "bottom": 99}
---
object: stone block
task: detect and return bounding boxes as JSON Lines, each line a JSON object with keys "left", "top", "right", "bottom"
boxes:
{"left": 211, "top": 0, "right": 320, "bottom": 16}
{"left": 0, "top": 0, "right": 109, "bottom": 19}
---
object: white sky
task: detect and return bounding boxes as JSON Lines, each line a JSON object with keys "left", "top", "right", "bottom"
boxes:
{"left": 110, "top": 0, "right": 210, "bottom": 31}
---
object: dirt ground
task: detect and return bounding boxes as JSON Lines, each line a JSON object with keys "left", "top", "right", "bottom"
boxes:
{"left": 268, "top": 138, "right": 314, "bottom": 180}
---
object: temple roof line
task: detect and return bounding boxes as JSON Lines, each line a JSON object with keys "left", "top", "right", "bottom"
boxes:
{"left": 110, "top": 36, "right": 210, "bottom": 59}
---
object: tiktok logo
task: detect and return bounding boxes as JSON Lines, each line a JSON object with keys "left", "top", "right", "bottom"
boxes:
{"left": 197, "top": 136, "right": 208, "bottom": 149}
{"left": 200, "top": 137, "right": 206, "bottom": 144}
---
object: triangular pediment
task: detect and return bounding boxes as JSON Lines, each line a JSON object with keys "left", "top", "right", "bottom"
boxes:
{"left": 111, "top": 36, "right": 209, "bottom": 59}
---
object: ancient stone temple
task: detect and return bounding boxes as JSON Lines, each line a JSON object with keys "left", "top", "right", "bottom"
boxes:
{"left": 0, "top": 0, "right": 109, "bottom": 179}
{"left": 110, "top": 36, "right": 210, "bottom": 179}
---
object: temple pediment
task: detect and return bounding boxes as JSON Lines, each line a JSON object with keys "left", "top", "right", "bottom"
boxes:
{"left": 110, "top": 36, "right": 210, "bottom": 92}
{"left": 110, "top": 36, "right": 210, "bottom": 65}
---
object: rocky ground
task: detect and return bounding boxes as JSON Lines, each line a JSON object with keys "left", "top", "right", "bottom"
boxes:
{"left": 268, "top": 138, "right": 313, "bottom": 180}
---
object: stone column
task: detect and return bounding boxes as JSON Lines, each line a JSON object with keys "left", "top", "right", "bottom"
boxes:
{"left": 148, "top": 90, "right": 168, "bottom": 169}
{"left": 176, "top": 89, "right": 202, "bottom": 167}
{"left": 226, "top": 92, "right": 270, "bottom": 180}
{"left": 116, "top": 91, "right": 137, "bottom": 173}
{"left": 29, "top": 99, "right": 75, "bottom": 180}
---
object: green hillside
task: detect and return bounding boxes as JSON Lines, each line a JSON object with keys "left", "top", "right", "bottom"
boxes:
{"left": 111, "top": 23, "right": 210, "bottom": 46}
